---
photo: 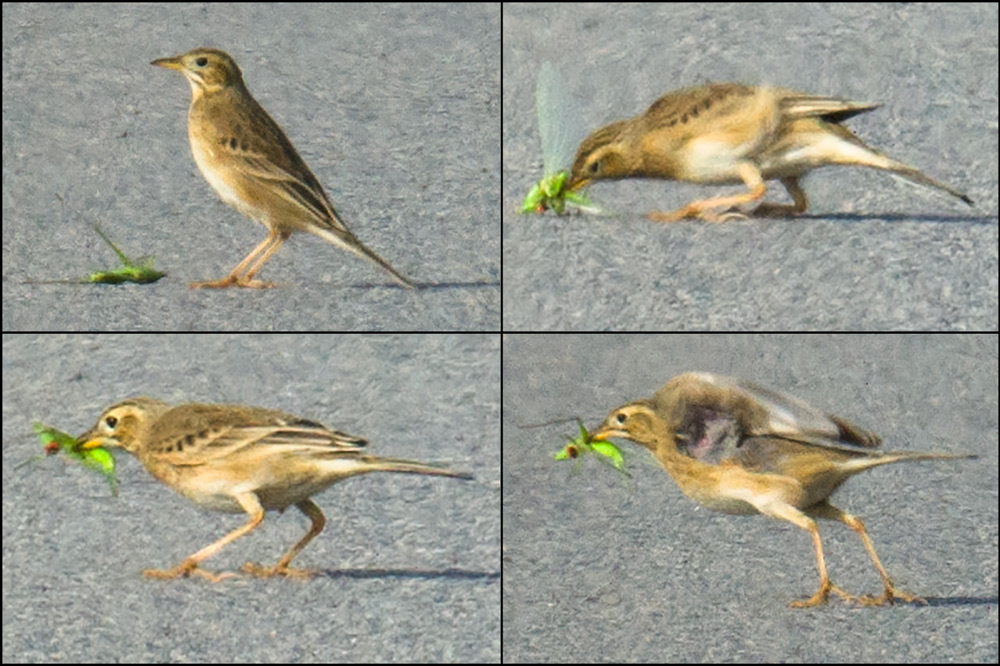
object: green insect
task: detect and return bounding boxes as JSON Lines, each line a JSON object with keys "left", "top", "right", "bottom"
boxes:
{"left": 520, "top": 170, "right": 596, "bottom": 215}
{"left": 520, "top": 62, "right": 600, "bottom": 215}
{"left": 84, "top": 222, "right": 166, "bottom": 284}
{"left": 25, "top": 422, "right": 119, "bottom": 496}
{"left": 24, "top": 195, "right": 166, "bottom": 286}
{"left": 553, "top": 419, "right": 630, "bottom": 478}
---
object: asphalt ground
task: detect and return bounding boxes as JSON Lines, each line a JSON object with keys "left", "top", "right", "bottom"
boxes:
{"left": 503, "top": 4, "right": 997, "bottom": 330}
{"left": 3, "top": 333, "right": 500, "bottom": 662}
{"left": 3, "top": 4, "right": 500, "bottom": 331}
{"left": 502, "top": 333, "right": 997, "bottom": 663}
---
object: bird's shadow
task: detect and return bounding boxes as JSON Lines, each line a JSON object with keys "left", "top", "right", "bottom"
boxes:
{"left": 304, "top": 567, "right": 499, "bottom": 581}
{"left": 918, "top": 594, "right": 997, "bottom": 608}
{"left": 791, "top": 212, "right": 994, "bottom": 225}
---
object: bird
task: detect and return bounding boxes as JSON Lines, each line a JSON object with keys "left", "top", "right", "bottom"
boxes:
{"left": 566, "top": 82, "right": 973, "bottom": 222}
{"left": 588, "top": 372, "right": 975, "bottom": 607}
{"left": 77, "top": 397, "right": 471, "bottom": 580}
{"left": 151, "top": 47, "right": 414, "bottom": 289}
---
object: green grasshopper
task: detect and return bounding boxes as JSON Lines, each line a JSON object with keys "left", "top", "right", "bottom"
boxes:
{"left": 24, "top": 195, "right": 166, "bottom": 285}
{"left": 553, "top": 419, "right": 630, "bottom": 478}
{"left": 520, "top": 62, "right": 601, "bottom": 215}
{"left": 520, "top": 170, "right": 596, "bottom": 215}
{"left": 22, "top": 422, "right": 119, "bottom": 496}
{"left": 23, "top": 222, "right": 166, "bottom": 285}
{"left": 83, "top": 222, "right": 166, "bottom": 284}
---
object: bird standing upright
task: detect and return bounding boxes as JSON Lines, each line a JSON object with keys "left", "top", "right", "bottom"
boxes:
{"left": 151, "top": 47, "right": 414, "bottom": 289}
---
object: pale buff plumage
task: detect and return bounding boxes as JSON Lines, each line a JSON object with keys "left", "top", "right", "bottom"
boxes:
{"left": 589, "top": 372, "right": 975, "bottom": 607}
{"left": 152, "top": 48, "right": 413, "bottom": 288}
{"left": 567, "top": 83, "right": 973, "bottom": 222}
{"left": 78, "top": 397, "right": 470, "bottom": 580}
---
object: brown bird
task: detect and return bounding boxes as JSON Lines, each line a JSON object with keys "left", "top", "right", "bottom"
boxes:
{"left": 589, "top": 372, "right": 975, "bottom": 607}
{"left": 567, "top": 83, "right": 973, "bottom": 222}
{"left": 77, "top": 397, "right": 471, "bottom": 580}
{"left": 151, "top": 48, "right": 414, "bottom": 289}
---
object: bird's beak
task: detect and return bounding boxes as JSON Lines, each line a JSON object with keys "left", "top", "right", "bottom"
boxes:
{"left": 77, "top": 436, "right": 102, "bottom": 450}
{"left": 588, "top": 423, "right": 619, "bottom": 442}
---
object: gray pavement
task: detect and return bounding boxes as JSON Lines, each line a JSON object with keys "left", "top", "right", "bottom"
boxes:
{"left": 3, "top": 4, "right": 500, "bottom": 331}
{"left": 502, "top": 334, "right": 997, "bottom": 662}
{"left": 503, "top": 4, "right": 997, "bottom": 330}
{"left": 3, "top": 333, "right": 500, "bottom": 662}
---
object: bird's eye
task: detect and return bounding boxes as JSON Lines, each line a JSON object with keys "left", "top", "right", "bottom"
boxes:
{"left": 588, "top": 161, "right": 599, "bottom": 174}
{"left": 616, "top": 412, "right": 626, "bottom": 424}
{"left": 105, "top": 416, "right": 118, "bottom": 428}
{"left": 195, "top": 57, "right": 208, "bottom": 67}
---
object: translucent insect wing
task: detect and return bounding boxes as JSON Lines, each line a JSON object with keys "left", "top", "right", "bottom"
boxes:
{"left": 535, "top": 62, "right": 576, "bottom": 177}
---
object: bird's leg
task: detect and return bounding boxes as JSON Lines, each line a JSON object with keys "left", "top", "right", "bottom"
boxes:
{"left": 146, "top": 494, "right": 266, "bottom": 581}
{"left": 810, "top": 502, "right": 928, "bottom": 606}
{"left": 647, "top": 163, "right": 765, "bottom": 223}
{"left": 242, "top": 498, "right": 325, "bottom": 578}
{"left": 764, "top": 502, "right": 856, "bottom": 607}
{"left": 749, "top": 177, "right": 809, "bottom": 217}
